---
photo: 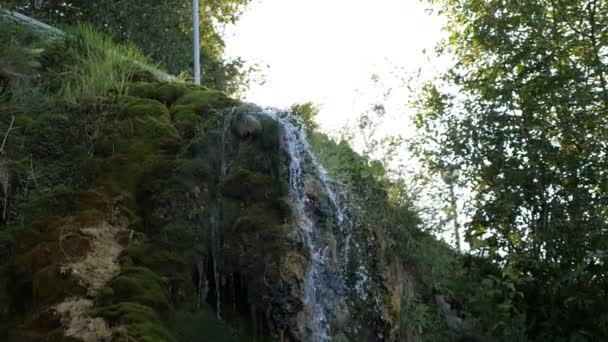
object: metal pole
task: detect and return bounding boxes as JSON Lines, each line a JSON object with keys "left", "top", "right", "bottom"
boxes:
{"left": 2, "top": 9, "right": 177, "bottom": 82}
{"left": 192, "top": 0, "right": 201, "bottom": 85}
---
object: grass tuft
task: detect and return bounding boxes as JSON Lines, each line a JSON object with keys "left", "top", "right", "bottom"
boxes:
{"left": 59, "top": 24, "right": 154, "bottom": 103}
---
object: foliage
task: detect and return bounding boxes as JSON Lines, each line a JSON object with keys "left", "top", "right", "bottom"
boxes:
{"left": 452, "top": 256, "right": 528, "bottom": 340}
{"left": 291, "top": 101, "right": 320, "bottom": 132}
{"left": 415, "top": 0, "right": 608, "bottom": 340}
{"left": 4, "top": 0, "right": 255, "bottom": 94}
{"left": 309, "top": 130, "right": 464, "bottom": 339}
{"left": 97, "top": 302, "right": 177, "bottom": 342}
{"left": 0, "top": 18, "right": 45, "bottom": 83}
{"left": 0, "top": 19, "right": 244, "bottom": 340}
{"left": 401, "top": 288, "right": 446, "bottom": 342}
{"left": 1, "top": 19, "right": 160, "bottom": 112}
{"left": 59, "top": 25, "right": 152, "bottom": 103}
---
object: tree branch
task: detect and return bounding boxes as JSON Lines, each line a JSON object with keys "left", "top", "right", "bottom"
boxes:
{"left": 0, "top": 115, "right": 15, "bottom": 154}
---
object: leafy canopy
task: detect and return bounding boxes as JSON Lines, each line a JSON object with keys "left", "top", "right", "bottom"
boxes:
{"left": 415, "top": 0, "right": 608, "bottom": 340}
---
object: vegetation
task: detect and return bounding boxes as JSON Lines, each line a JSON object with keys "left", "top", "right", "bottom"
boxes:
{"left": 0, "top": 17, "right": 248, "bottom": 341}
{"left": 414, "top": 0, "right": 608, "bottom": 340}
{"left": 2, "top": 1, "right": 608, "bottom": 341}
{"left": 3, "top": 0, "right": 256, "bottom": 94}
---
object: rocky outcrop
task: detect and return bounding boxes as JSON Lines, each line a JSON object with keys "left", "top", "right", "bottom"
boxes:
{"left": 0, "top": 81, "right": 467, "bottom": 342}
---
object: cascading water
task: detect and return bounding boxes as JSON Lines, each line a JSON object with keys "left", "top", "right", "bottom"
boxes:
{"left": 261, "top": 108, "right": 353, "bottom": 341}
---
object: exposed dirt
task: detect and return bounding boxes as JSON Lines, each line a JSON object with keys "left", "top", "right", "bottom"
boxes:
{"left": 54, "top": 221, "right": 127, "bottom": 341}
{"left": 55, "top": 298, "right": 112, "bottom": 341}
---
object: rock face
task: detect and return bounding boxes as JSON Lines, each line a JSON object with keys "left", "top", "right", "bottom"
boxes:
{"left": 231, "top": 112, "right": 263, "bottom": 139}
{"left": 0, "top": 82, "right": 463, "bottom": 341}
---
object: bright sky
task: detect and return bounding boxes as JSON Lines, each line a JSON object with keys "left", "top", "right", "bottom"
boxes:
{"left": 224, "top": 1, "right": 462, "bottom": 247}
{"left": 224, "top": 0, "right": 448, "bottom": 135}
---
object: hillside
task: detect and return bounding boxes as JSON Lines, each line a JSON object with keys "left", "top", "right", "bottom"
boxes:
{"left": 0, "top": 15, "right": 494, "bottom": 342}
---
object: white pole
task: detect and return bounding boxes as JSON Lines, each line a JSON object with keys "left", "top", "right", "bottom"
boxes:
{"left": 192, "top": 0, "right": 201, "bottom": 85}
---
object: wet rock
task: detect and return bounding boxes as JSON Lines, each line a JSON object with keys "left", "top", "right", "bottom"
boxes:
{"left": 279, "top": 252, "right": 308, "bottom": 301}
{"left": 232, "top": 112, "right": 262, "bottom": 139}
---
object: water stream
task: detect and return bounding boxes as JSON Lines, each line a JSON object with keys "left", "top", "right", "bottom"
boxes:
{"left": 261, "top": 108, "right": 352, "bottom": 342}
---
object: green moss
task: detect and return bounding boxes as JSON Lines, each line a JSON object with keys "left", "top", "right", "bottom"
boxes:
{"left": 136, "top": 158, "right": 214, "bottom": 238}
{"left": 96, "top": 103, "right": 181, "bottom": 159}
{"left": 222, "top": 169, "right": 274, "bottom": 202}
{"left": 96, "top": 286, "right": 115, "bottom": 306}
{"left": 170, "top": 89, "right": 238, "bottom": 117}
{"left": 172, "top": 110, "right": 200, "bottom": 139}
{"left": 93, "top": 156, "right": 145, "bottom": 208}
{"left": 100, "top": 265, "right": 178, "bottom": 341}
{"left": 109, "top": 266, "right": 172, "bottom": 316}
{"left": 134, "top": 115, "right": 182, "bottom": 147}
{"left": 18, "top": 191, "right": 110, "bottom": 228}
{"left": 172, "top": 305, "right": 252, "bottom": 342}
{"left": 127, "top": 82, "right": 160, "bottom": 99}
{"left": 124, "top": 242, "right": 196, "bottom": 309}
{"left": 16, "top": 112, "right": 91, "bottom": 161}
{"left": 156, "top": 83, "right": 190, "bottom": 105}
{"left": 120, "top": 96, "right": 170, "bottom": 120}
{"left": 97, "top": 302, "right": 176, "bottom": 342}
{"left": 2, "top": 77, "right": 264, "bottom": 340}
{"left": 227, "top": 204, "right": 288, "bottom": 260}
{"left": 127, "top": 82, "right": 191, "bottom": 106}
{"left": 168, "top": 88, "right": 238, "bottom": 138}
{"left": 125, "top": 243, "right": 190, "bottom": 280}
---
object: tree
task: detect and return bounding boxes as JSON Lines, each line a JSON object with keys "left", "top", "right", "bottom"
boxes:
{"left": 415, "top": 0, "right": 608, "bottom": 340}
{"left": 3, "top": 0, "right": 253, "bottom": 93}
{"left": 290, "top": 102, "right": 320, "bottom": 132}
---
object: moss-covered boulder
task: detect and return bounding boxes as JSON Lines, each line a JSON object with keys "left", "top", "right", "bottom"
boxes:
{"left": 0, "top": 80, "right": 245, "bottom": 341}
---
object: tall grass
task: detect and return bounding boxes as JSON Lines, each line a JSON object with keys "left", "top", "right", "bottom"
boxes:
{"left": 59, "top": 24, "right": 153, "bottom": 103}
{"left": 1, "top": 19, "right": 168, "bottom": 110}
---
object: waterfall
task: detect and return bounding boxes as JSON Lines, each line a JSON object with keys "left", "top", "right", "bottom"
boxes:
{"left": 212, "top": 108, "right": 237, "bottom": 320}
{"left": 261, "top": 108, "right": 352, "bottom": 342}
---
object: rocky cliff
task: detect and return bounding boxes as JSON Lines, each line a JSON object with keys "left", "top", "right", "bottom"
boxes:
{"left": 0, "top": 19, "right": 481, "bottom": 342}
{"left": 0, "top": 81, "right": 396, "bottom": 341}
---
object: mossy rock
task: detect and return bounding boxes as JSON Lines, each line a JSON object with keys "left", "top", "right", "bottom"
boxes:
{"left": 9, "top": 218, "right": 95, "bottom": 317}
{"left": 136, "top": 158, "right": 214, "bottom": 236}
{"left": 124, "top": 242, "right": 195, "bottom": 306}
{"left": 227, "top": 204, "right": 288, "bottom": 260}
{"left": 128, "top": 82, "right": 191, "bottom": 106}
{"left": 256, "top": 114, "right": 282, "bottom": 151}
{"left": 97, "top": 302, "right": 176, "bottom": 342}
{"left": 171, "top": 305, "right": 251, "bottom": 342}
{"left": 172, "top": 110, "right": 200, "bottom": 139}
{"left": 95, "top": 286, "right": 115, "bottom": 307}
{"left": 129, "top": 69, "right": 160, "bottom": 83}
{"left": 31, "top": 264, "right": 86, "bottom": 307}
{"left": 170, "top": 89, "right": 238, "bottom": 118}
{"left": 94, "top": 155, "right": 147, "bottom": 205}
{"left": 125, "top": 244, "right": 190, "bottom": 281}
{"left": 156, "top": 83, "right": 191, "bottom": 105}
{"left": 13, "top": 224, "right": 91, "bottom": 279}
{"left": 108, "top": 266, "right": 172, "bottom": 316}
{"left": 16, "top": 113, "right": 74, "bottom": 159}
{"left": 19, "top": 191, "right": 110, "bottom": 226}
{"left": 119, "top": 96, "right": 170, "bottom": 121}
{"left": 127, "top": 82, "right": 160, "bottom": 100}
{"left": 133, "top": 116, "right": 182, "bottom": 148}
{"left": 222, "top": 168, "right": 274, "bottom": 202}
